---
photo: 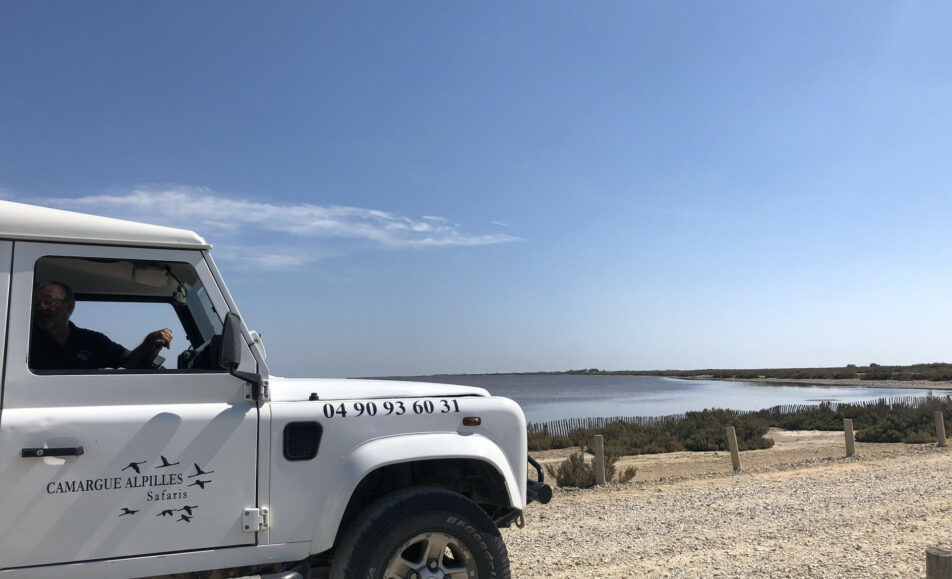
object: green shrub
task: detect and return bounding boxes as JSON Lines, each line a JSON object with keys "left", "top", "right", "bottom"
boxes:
{"left": 615, "top": 465, "right": 637, "bottom": 484}
{"left": 527, "top": 427, "right": 574, "bottom": 451}
{"left": 545, "top": 452, "right": 637, "bottom": 488}
{"left": 902, "top": 429, "right": 935, "bottom": 444}
{"left": 530, "top": 411, "right": 774, "bottom": 456}
{"left": 546, "top": 453, "right": 594, "bottom": 488}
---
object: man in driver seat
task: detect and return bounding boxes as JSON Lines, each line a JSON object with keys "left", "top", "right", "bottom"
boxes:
{"left": 30, "top": 281, "right": 173, "bottom": 370}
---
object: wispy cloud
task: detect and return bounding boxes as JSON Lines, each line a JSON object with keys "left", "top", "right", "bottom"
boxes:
{"left": 23, "top": 185, "right": 521, "bottom": 268}
{"left": 210, "top": 244, "right": 333, "bottom": 271}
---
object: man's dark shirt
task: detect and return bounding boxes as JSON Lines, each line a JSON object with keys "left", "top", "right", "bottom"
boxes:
{"left": 30, "top": 322, "right": 128, "bottom": 370}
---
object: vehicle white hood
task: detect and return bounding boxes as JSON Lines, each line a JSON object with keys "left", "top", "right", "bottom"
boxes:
{"left": 268, "top": 377, "right": 491, "bottom": 402}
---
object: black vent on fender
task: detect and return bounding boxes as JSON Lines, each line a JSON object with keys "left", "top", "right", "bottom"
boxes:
{"left": 283, "top": 422, "right": 323, "bottom": 461}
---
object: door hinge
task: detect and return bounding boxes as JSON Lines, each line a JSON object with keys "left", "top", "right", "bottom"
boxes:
{"left": 242, "top": 507, "right": 270, "bottom": 532}
{"left": 243, "top": 378, "right": 269, "bottom": 402}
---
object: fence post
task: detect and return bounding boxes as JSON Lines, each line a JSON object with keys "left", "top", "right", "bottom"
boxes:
{"left": 927, "top": 545, "right": 952, "bottom": 578}
{"left": 844, "top": 418, "right": 855, "bottom": 457}
{"left": 726, "top": 426, "right": 741, "bottom": 472}
{"left": 936, "top": 411, "right": 947, "bottom": 448}
{"left": 593, "top": 435, "right": 606, "bottom": 485}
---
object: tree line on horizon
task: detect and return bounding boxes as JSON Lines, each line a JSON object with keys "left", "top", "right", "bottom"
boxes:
{"left": 559, "top": 362, "right": 952, "bottom": 382}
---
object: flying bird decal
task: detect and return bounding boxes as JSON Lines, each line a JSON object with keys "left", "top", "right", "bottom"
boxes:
{"left": 121, "top": 461, "right": 148, "bottom": 474}
{"left": 188, "top": 463, "right": 215, "bottom": 477}
{"left": 156, "top": 455, "right": 180, "bottom": 468}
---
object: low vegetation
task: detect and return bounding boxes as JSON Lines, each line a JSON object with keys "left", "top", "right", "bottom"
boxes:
{"left": 529, "top": 397, "right": 952, "bottom": 465}
{"left": 545, "top": 452, "right": 637, "bottom": 488}
{"left": 756, "top": 396, "right": 952, "bottom": 443}
{"left": 540, "top": 409, "right": 775, "bottom": 457}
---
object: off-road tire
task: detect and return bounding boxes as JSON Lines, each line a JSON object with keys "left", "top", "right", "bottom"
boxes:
{"left": 330, "top": 487, "right": 511, "bottom": 579}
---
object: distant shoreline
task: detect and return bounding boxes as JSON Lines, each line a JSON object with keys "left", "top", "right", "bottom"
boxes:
{"left": 370, "top": 372, "right": 952, "bottom": 391}
{"left": 702, "top": 376, "right": 952, "bottom": 390}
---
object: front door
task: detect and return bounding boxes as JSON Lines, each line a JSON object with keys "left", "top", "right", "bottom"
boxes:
{"left": 0, "top": 242, "right": 260, "bottom": 570}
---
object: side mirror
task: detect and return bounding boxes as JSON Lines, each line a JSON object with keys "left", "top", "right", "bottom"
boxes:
{"left": 220, "top": 312, "right": 242, "bottom": 371}
{"left": 221, "top": 312, "right": 265, "bottom": 400}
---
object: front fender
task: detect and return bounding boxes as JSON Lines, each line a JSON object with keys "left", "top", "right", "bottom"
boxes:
{"left": 310, "top": 432, "right": 524, "bottom": 551}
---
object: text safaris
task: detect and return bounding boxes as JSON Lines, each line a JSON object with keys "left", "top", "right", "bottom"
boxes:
{"left": 147, "top": 489, "right": 189, "bottom": 501}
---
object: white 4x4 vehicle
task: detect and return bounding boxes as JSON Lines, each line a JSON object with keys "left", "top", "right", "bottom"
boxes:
{"left": 0, "top": 201, "right": 550, "bottom": 579}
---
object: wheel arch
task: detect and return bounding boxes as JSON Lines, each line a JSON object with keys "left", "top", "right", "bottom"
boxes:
{"left": 311, "top": 432, "right": 523, "bottom": 552}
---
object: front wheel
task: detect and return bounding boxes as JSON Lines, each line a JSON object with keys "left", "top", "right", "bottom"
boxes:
{"left": 330, "top": 487, "right": 511, "bottom": 579}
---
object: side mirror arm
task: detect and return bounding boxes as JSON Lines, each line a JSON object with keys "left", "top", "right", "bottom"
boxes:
{"left": 234, "top": 370, "right": 266, "bottom": 401}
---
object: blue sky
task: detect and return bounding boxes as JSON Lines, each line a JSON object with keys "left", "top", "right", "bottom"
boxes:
{"left": 3, "top": 2, "right": 952, "bottom": 377}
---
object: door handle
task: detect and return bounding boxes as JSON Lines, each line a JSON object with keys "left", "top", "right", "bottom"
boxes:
{"left": 21, "top": 446, "right": 84, "bottom": 458}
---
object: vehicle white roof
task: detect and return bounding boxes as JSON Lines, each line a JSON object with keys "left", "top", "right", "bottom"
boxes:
{"left": 0, "top": 200, "right": 210, "bottom": 249}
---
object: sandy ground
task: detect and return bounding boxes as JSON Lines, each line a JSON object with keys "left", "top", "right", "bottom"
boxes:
{"left": 507, "top": 429, "right": 952, "bottom": 577}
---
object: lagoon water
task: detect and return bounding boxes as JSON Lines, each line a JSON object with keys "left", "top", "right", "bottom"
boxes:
{"left": 391, "top": 374, "right": 946, "bottom": 424}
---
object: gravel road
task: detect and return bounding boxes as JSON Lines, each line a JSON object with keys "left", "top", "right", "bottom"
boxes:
{"left": 503, "top": 442, "right": 952, "bottom": 577}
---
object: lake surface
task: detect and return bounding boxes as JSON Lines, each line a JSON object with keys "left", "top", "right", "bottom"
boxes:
{"left": 386, "top": 374, "right": 948, "bottom": 424}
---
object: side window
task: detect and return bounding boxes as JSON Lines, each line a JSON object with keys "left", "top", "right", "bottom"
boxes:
{"left": 30, "top": 256, "right": 226, "bottom": 374}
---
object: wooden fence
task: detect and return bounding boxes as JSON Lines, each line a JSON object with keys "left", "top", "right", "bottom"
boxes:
{"left": 757, "top": 395, "right": 945, "bottom": 415}
{"left": 527, "top": 414, "right": 685, "bottom": 438}
{"left": 526, "top": 394, "right": 950, "bottom": 438}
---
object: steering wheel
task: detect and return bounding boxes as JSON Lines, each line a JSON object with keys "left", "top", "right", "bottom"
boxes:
{"left": 182, "top": 338, "right": 212, "bottom": 370}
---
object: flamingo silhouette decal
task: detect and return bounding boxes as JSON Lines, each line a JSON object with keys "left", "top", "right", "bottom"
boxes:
{"left": 121, "top": 461, "right": 148, "bottom": 474}
{"left": 188, "top": 463, "right": 214, "bottom": 478}
{"left": 156, "top": 455, "right": 180, "bottom": 468}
